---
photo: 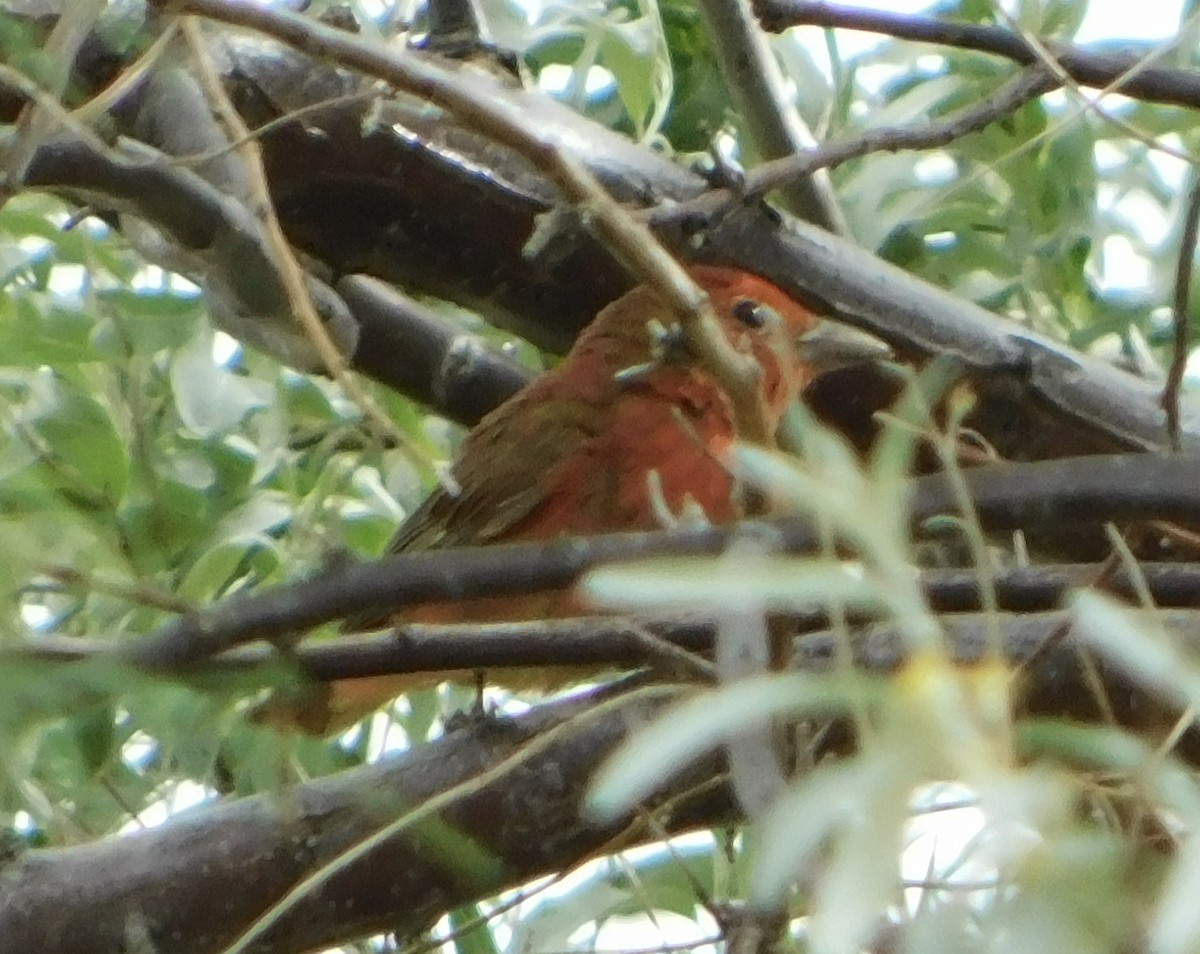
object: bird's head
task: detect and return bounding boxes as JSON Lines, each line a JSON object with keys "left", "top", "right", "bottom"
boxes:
{"left": 691, "top": 265, "right": 890, "bottom": 432}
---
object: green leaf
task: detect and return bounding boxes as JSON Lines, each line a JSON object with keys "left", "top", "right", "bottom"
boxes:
{"left": 1040, "top": 0, "right": 1090, "bottom": 38}
{"left": 92, "top": 287, "right": 204, "bottom": 356}
{"left": 11, "top": 367, "right": 129, "bottom": 505}
{"left": 0, "top": 295, "right": 96, "bottom": 366}
{"left": 601, "top": 13, "right": 671, "bottom": 138}
{"left": 449, "top": 904, "right": 501, "bottom": 954}
{"left": 170, "top": 329, "right": 274, "bottom": 437}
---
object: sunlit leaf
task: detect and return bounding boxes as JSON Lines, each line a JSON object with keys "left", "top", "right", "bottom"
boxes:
{"left": 13, "top": 367, "right": 129, "bottom": 504}
{"left": 583, "top": 555, "right": 877, "bottom": 613}
{"left": 587, "top": 675, "right": 870, "bottom": 823}
{"left": 170, "top": 329, "right": 274, "bottom": 437}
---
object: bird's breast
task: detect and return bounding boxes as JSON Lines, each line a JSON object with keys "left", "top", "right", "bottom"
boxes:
{"left": 515, "top": 372, "right": 743, "bottom": 537}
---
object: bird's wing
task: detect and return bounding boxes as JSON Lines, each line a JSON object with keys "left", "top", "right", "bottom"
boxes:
{"left": 465, "top": 368, "right": 742, "bottom": 540}
{"left": 386, "top": 393, "right": 606, "bottom": 553}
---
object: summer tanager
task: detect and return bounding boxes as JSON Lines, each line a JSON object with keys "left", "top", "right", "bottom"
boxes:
{"left": 272, "top": 265, "right": 880, "bottom": 732}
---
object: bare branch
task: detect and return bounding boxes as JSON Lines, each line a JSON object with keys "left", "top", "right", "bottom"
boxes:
{"left": 112, "top": 453, "right": 1200, "bottom": 671}
{"left": 755, "top": 0, "right": 1200, "bottom": 111}
{"left": 7, "top": 611, "right": 1200, "bottom": 953}
{"left": 0, "top": 685, "right": 736, "bottom": 954}
{"left": 14, "top": 8, "right": 1196, "bottom": 458}
{"left": 657, "top": 66, "right": 1058, "bottom": 223}
{"left": 19, "top": 562, "right": 1200, "bottom": 683}
{"left": 338, "top": 275, "right": 531, "bottom": 425}
{"left": 679, "top": 209, "right": 1198, "bottom": 453}
{"left": 693, "top": 0, "right": 848, "bottom": 234}
{"left": 1164, "top": 174, "right": 1200, "bottom": 450}
{"left": 746, "top": 66, "right": 1057, "bottom": 198}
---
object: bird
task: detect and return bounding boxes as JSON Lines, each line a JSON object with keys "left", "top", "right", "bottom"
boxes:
{"left": 266, "top": 264, "right": 886, "bottom": 732}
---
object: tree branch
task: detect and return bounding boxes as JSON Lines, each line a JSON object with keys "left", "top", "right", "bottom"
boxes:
{"left": 679, "top": 210, "right": 1197, "bottom": 453}
{"left": 21, "top": 561, "right": 1200, "bottom": 683}
{"left": 20, "top": 131, "right": 530, "bottom": 427}
{"left": 657, "top": 65, "right": 1059, "bottom": 223}
{"left": 12, "top": 5, "right": 1200, "bottom": 455}
{"left": 8, "top": 607, "right": 1200, "bottom": 953}
{"left": 338, "top": 275, "right": 531, "bottom": 426}
{"left": 1164, "top": 173, "right": 1200, "bottom": 450}
{"left": 149, "top": 0, "right": 777, "bottom": 447}
{"left": 743, "top": 66, "right": 1059, "bottom": 200}
{"left": 20, "top": 124, "right": 359, "bottom": 374}
{"left": 11, "top": 4, "right": 1200, "bottom": 458}
{"left": 113, "top": 453, "right": 1200, "bottom": 670}
{"left": 796, "top": 609, "right": 1200, "bottom": 763}
{"left": 0, "top": 684, "right": 738, "bottom": 954}
{"left": 692, "top": 0, "right": 848, "bottom": 234}
{"left": 755, "top": 0, "right": 1200, "bottom": 111}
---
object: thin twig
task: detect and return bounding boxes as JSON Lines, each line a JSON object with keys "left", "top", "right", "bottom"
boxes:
{"left": 68, "top": 19, "right": 181, "bottom": 125}
{"left": 756, "top": 0, "right": 1198, "bottom": 241}
{"left": 178, "top": 18, "right": 418, "bottom": 458}
{"left": 111, "top": 453, "right": 1200, "bottom": 670}
{"left": 1, "top": 0, "right": 106, "bottom": 191}
{"left": 1103, "top": 525, "right": 1199, "bottom": 769}
{"left": 1163, "top": 172, "right": 1200, "bottom": 450}
{"left": 125, "top": 88, "right": 384, "bottom": 175}
{"left": 747, "top": 64, "right": 1055, "bottom": 197}
{"left": 1010, "top": 556, "right": 1117, "bottom": 687}
{"left": 34, "top": 564, "right": 196, "bottom": 615}
{"left": 693, "top": 0, "right": 847, "bottom": 233}
{"left": 984, "top": 3, "right": 1192, "bottom": 161}
{"left": 213, "top": 684, "right": 684, "bottom": 954}
{"left": 624, "top": 618, "right": 716, "bottom": 680}
{"left": 653, "top": 66, "right": 1058, "bottom": 226}
{"left": 22, "top": 562, "right": 1200, "bottom": 680}
{"left": 756, "top": 0, "right": 1200, "bottom": 112}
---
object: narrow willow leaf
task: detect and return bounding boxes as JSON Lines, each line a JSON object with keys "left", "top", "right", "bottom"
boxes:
{"left": 1071, "top": 591, "right": 1200, "bottom": 711}
{"left": 582, "top": 556, "right": 876, "bottom": 613}
{"left": 586, "top": 674, "right": 865, "bottom": 822}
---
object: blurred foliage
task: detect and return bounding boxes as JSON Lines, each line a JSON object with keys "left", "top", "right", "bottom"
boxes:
{"left": 3, "top": 0, "right": 1200, "bottom": 953}
{"left": 0, "top": 192, "right": 409, "bottom": 842}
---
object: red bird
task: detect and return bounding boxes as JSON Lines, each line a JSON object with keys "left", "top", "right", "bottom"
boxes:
{"left": 274, "top": 265, "right": 881, "bottom": 732}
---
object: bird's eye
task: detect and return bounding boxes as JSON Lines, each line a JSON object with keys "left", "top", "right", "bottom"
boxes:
{"left": 732, "top": 298, "right": 767, "bottom": 328}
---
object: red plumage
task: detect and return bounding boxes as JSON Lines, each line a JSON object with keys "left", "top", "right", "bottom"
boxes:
{"left": 272, "top": 266, "right": 831, "bottom": 732}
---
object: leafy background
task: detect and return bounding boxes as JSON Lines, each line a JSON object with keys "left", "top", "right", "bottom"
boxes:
{"left": 2, "top": 0, "right": 1199, "bottom": 952}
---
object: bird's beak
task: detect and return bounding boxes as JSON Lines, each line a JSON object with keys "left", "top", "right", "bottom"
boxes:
{"left": 797, "top": 321, "right": 892, "bottom": 370}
